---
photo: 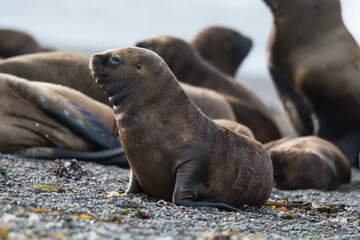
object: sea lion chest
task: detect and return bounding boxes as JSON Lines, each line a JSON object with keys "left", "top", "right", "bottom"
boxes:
{"left": 117, "top": 109, "right": 212, "bottom": 201}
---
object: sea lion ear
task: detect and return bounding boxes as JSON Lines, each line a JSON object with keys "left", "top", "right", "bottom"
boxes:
{"left": 135, "top": 62, "right": 143, "bottom": 71}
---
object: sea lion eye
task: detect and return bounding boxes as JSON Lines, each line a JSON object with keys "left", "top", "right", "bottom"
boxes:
{"left": 110, "top": 55, "right": 121, "bottom": 66}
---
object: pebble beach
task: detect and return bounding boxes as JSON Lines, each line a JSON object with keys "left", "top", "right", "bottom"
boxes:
{"left": 1, "top": 154, "right": 359, "bottom": 240}
{"left": 1, "top": 1, "right": 360, "bottom": 240}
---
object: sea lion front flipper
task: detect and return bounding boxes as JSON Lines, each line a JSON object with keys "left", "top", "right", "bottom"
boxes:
{"left": 126, "top": 171, "right": 144, "bottom": 194}
{"left": 18, "top": 80, "right": 119, "bottom": 149}
{"left": 18, "top": 146, "right": 129, "bottom": 168}
{"left": 172, "top": 149, "right": 240, "bottom": 212}
{"left": 269, "top": 63, "right": 314, "bottom": 136}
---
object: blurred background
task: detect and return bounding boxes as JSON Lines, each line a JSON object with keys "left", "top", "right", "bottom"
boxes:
{"left": 0, "top": 0, "right": 359, "bottom": 111}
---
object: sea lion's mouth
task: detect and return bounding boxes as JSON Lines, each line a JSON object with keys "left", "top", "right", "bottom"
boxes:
{"left": 91, "top": 70, "right": 108, "bottom": 83}
{"left": 90, "top": 55, "right": 109, "bottom": 84}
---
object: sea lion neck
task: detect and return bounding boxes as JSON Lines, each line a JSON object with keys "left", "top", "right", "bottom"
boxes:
{"left": 113, "top": 73, "right": 192, "bottom": 125}
{"left": 267, "top": 0, "right": 345, "bottom": 70}
{"left": 269, "top": 0, "right": 344, "bottom": 41}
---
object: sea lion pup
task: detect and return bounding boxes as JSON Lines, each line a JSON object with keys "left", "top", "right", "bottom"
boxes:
{"left": 0, "top": 52, "right": 237, "bottom": 121}
{"left": 265, "top": 136, "right": 351, "bottom": 190}
{"left": 213, "top": 119, "right": 254, "bottom": 139}
{"left": 0, "top": 29, "right": 52, "bottom": 58}
{"left": 136, "top": 36, "right": 281, "bottom": 143}
{"left": 191, "top": 26, "right": 253, "bottom": 76}
{"left": 90, "top": 47, "right": 273, "bottom": 211}
{"left": 0, "top": 73, "right": 128, "bottom": 167}
{"left": 263, "top": 0, "right": 360, "bottom": 167}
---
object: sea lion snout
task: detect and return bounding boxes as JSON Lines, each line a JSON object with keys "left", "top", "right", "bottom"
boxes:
{"left": 89, "top": 54, "right": 111, "bottom": 83}
{"left": 236, "top": 34, "right": 252, "bottom": 58}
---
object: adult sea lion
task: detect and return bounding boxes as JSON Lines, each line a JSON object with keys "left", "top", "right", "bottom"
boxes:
{"left": 0, "top": 51, "right": 236, "bottom": 121}
{"left": 0, "top": 29, "right": 52, "bottom": 58}
{"left": 0, "top": 73, "right": 127, "bottom": 167}
{"left": 265, "top": 136, "right": 351, "bottom": 190}
{"left": 136, "top": 36, "right": 281, "bottom": 142}
{"left": 191, "top": 26, "right": 252, "bottom": 76}
{"left": 263, "top": 0, "right": 360, "bottom": 166}
{"left": 90, "top": 47, "right": 273, "bottom": 210}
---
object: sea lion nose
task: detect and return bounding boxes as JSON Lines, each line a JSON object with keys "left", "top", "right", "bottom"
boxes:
{"left": 90, "top": 54, "right": 105, "bottom": 68}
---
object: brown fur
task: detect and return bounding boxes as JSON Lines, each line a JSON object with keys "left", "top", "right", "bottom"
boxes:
{"left": 0, "top": 73, "right": 117, "bottom": 153}
{"left": 136, "top": 36, "right": 281, "bottom": 143}
{"left": 264, "top": 0, "right": 360, "bottom": 166}
{"left": 0, "top": 51, "right": 110, "bottom": 104}
{"left": 265, "top": 136, "right": 351, "bottom": 190}
{"left": 0, "top": 51, "right": 237, "bottom": 122}
{"left": 191, "top": 26, "right": 252, "bottom": 76}
{"left": 181, "top": 83, "right": 236, "bottom": 121}
{"left": 0, "top": 29, "right": 52, "bottom": 58}
{"left": 213, "top": 119, "right": 254, "bottom": 139}
{"left": 90, "top": 47, "right": 273, "bottom": 209}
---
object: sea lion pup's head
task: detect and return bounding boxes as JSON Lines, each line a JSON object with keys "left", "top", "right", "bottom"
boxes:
{"left": 90, "top": 47, "right": 174, "bottom": 108}
{"left": 191, "top": 26, "right": 252, "bottom": 76}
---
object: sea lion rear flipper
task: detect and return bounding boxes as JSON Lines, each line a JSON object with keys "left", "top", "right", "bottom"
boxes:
{"left": 172, "top": 149, "right": 240, "bottom": 212}
{"left": 18, "top": 81, "right": 119, "bottom": 149}
{"left": 269, "top": 63, "right": 314, "bottom": 136}
{"left": 17, "top": 146, "right": 129, "bottom": 168}
{"left": 126, "top": 171, "right": 144, "bottom": 194}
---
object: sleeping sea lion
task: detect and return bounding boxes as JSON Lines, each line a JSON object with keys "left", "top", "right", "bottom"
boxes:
{"left": 0, "top": 51, "right": 236, "bottom": 121}
{"left": 0, "top": 73, "right": 127, "bottom": 167}
{"left": 265, "top": 136, "right": 351, "bottom": 190}
{"left": 191, "top": 26, "right": 252, "bottom": 76}
{"left": 136, "top": 36, "right": 281, "bottom": 142}
{"left": 0, "top": 51, "right": 109, "bottom": 104}
{"left": 0, "top": 29, "right": 53, "bottom": 58}
{"left": 90, "top": 47, "right": 273, "bottom": 211}
{"left": 263, "top": 0, "right": 360, "bottom": 166}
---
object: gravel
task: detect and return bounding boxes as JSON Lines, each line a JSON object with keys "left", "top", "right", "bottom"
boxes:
{"left": 1, "top": 154, "right": 359, "bottom": 240}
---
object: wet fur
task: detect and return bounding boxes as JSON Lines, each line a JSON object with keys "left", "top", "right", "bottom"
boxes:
{"left": 0, "top": 73, "right": 127, "bottom": 166}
